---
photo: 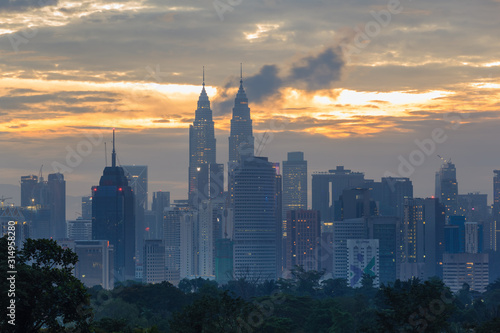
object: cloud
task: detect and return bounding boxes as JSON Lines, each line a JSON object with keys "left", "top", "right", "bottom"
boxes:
{"left": 0, "top": 0, "right": 58, "bottom": 12}
{"left": 214, "top": 46, "right": 345, "bottom": 113}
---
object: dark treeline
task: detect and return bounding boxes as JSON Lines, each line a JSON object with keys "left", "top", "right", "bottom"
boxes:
{"left": 89, "top": 266, "right": 500, "bottom": 333}
{"left": 2, "top": 237, "right": 500, "bottom": 333}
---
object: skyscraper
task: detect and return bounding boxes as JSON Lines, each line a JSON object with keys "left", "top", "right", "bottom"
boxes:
{"left": 123, "top": 165, "right": 148, "bottom": 263}
{"left": 233, "top": 156, "right": 276, "bottom": 280}
{"left": 493, "top": 170, "right": 500, "bottom": 251}
{"left": 152, "top": 191, "right": 170, "bottom": 239}
{"left": 401, "top": 198, "right": 445, "bottom": 280}
{"left": 20, "top": 175, "right": 38, "bottom": 207}
{"left": 312, "top": 166, "right": 365, "bottom": 222}
{"left": 284, "top": 210, "right": 321, "bottom": 274}
{"left": 228, "top": 67, "right": 254, "bottom": 203}
{"left": 282, "top": 152, "right": 307, "bottom": 218}
{"left": 435, "top": 161, "right": 458, "bottom": 218}
{"left": 188, "top": 70, "right": 223, "bottom": 207}
{"left": 92, "top": 130, "right": 135, "bottom": 281}
{"left": 47, "top": 173, "right": 66, "bottom": 239}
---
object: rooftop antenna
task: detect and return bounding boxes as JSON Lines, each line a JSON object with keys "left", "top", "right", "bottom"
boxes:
{"left": 104, "top": 142, "right": 108, "bottom": 167}
{"left": 203, "top": 66, "right": 205, "bottom": 87}
{"left": 240, "top": 63, "right": 243, "bottom": 83}
{"left": 112, "top": 128, "right": 116, "bottom": 167}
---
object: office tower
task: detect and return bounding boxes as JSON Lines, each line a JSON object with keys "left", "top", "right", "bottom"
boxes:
{"left": 367, "top": 216, "right": 400, "bottom": 285}
{"left": 143, "top": 239, "right": 166, "bottom": 284}
{"left": 272, "top": 162, "right": 283, "bottom": 278}
{"left": 164, "top": 206, "right": 182, "bottom": 284}
{"left": 347, "top": 239, "right": 379, "bottom": 288}
{"left": 188, "top": 71, "right": 223, "bottom": 207}
{"left": 400, "top": 198, "right": 445, "bottom": 280}
{"left": 312, "top": 166, "right": 365, "bottom": 222}
{"left": 233, "top": 157, "right": 276, "bottom": 280}
{"left": 92, "top": 130, "right": 135, "bottom": 281}
{"left": 494, "top": 170, "right": 500, "bottom": 251}
{"left": 73, "top": 240, "right": 114, "bottom": 290}
{"left": 457, "top": 193, "right": 488, "bottom": 223}
{"left": 123, "top": 165, "right": 148, "bottom": 263}
{"left": 447, "top": 216, "right": 466, "bottom": 253}
{"left": 444, "top": 225, "right": 460, "bottom": 254}
{"left": 180, "top": 209, "right": 198, "bottom": 279}
{"left": 67, "top": 219, "right": 92, "bottom": 240}
{"left": 25, "top": 206, "right": 51, "bottom": 240}
{"left": 152, "top": 191, "right": 170, "bottom": 239}
{"left": 215, "top": 238, "right": 234, "bottom": 284}
{"left": 332, "top": 218, "right": 367, "bottom": 279}
{"left": 380, "top": 177, "right": 413, "bottom": 218}
{"left": 20, "top": 175, "right": 38, "bottom": 207}
{"left": 465, "top": 222, "right": 480, "bottom": 254}
{"left": 282, "top": 152, "right": 308, "bottom": 218}
{"left": 339, "top": 188, "right": 377, "bottom": 220}
{"left": 435, "top": 161, "right": 458, "bottom": 218}
{"left": 47, "top": 173, "right": 66, "bottom": 239}
{"left": 228, "top": 68, "right": 255, "bottom": 204}
{"left": 443, "top": 253, "right": 489, "bottom": 293}
{"left": 284, "top": 210, "right": 321, "bottom": 274}
{"left": 81, "top": 196, "right": 92, "bottom": 220}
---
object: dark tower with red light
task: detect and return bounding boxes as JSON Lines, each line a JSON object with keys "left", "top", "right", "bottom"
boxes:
{"left": 92, "top": 129, "right": 135, "bottom": 281}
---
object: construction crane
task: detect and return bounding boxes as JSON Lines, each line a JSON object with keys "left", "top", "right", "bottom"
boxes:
{"left": 0, "top": 196, "right": 12, "bottom": 208}
{"left": 437, "top": 155, "right": 451, "bottom": 164}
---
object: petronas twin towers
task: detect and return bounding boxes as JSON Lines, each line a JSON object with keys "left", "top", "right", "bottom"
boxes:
{"left": 188, "top": 68, "right": 254, "bottom": 206}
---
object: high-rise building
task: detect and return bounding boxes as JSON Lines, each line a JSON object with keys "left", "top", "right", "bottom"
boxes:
{"left": 123, "top": 165, "right": 148, "bottom": 263}
{"left": 435, "top": 161, "right": 458, "bottom": 218}
{"left": 332, "top": 218, "right": 367, "bottom": 279}
{"left": 401, "top": 198, "right": 446, "bottom": 280}
{"left": 215, "top": 238, "right": 233, "bottom": 284}
{"left": 347, "top": 239, "right": 379, "bottom": 288}
{"left": 284, "top": 210, "right": 321, "bottom": 274}
{"left": 233, "top": 156, "right": 276, "bottom": 280}
{"left": 20, "top": 175, "right": 38, "bottom": 207}
{"left": 312, "top": 166, "right": 365, "bottom": 222}
{"left": 81, "top": 196, "right": 92, "bottom": 220}
{"left": 443, "top": 253, "right": 489, "bottom": 293}
{"left": 188, "top": 71, "right": 223, "bottom": 207}
{"left": 493, "top": 170, "right": 500, "bottom": 251}
{"left": 180, "top": 209, "right": 199, "bottom": 279}
{"left": 379, "top": 177, "right": 413, "bottom": 218}
{"left": 152, "top": 191, "right": 170, "bottom": 240}
{"left": 47, "top": 173, "right": 66, "bottom": 239}
{"left": 91, "top": 130, "right": 135, "bottom": 281}
{"left": 465, "top": 222, "right": 481, "bottom": 254}
{"left": 272, "top": 162, "right": 283, "bottom": 278}
{"left": 228, "top": 68, "right": 254, "bottom": 204}
{"left": 143, "top": 239, "right": 166, "bottom": 284}
{"left": 74, "top": 240, "right": 114, "bottom": 290}
{"left": 163, "top": 206, "right": 182, "bottom": 284}
{"left": 339, "top": 188, "right": 377, "bottom": 220}
{"left": 282, "top": 152, "right": 307, "bottom": 218}
{"left": 67, "top": 219, "right": 92, "bottom": 240}
{"left": 367, "top": 216, "right": 400, "bottom": 285}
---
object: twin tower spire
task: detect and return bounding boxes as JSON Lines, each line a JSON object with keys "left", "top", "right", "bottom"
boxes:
{"left": 188, "top": 66, "right": 254, "bottom": 205}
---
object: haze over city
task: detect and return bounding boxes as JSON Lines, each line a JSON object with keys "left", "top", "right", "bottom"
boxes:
{"left": 0, "top": 0, "right": 499, "bottom": 218}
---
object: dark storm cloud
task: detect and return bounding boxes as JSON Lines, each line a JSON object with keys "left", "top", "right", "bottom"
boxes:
{"left": 214, "top": 46, "right": 345, "bottom": 113}
{"left": 0, "top": 0, "right": 58, "bottom": 12}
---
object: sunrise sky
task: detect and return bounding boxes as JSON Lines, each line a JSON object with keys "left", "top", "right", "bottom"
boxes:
{"left": 1, "top": 0, "right": 499, "bottom": 216}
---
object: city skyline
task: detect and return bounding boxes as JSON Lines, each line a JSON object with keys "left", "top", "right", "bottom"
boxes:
{"left": 0, "top": 0, "right": 499, "bottom": 215}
